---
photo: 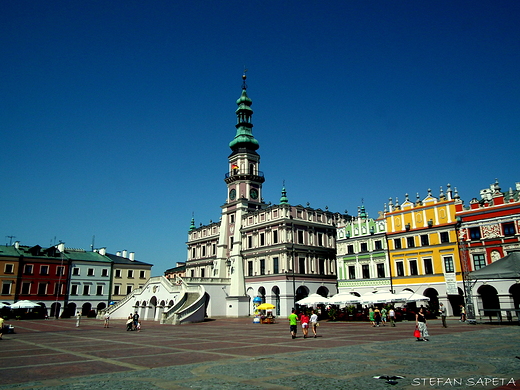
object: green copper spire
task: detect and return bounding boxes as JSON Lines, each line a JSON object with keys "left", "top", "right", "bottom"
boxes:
{"left": 229, "top": 71, "right": 259, "bottom": 151}
{"left": 189, "top": 216, "right": 196, "bottom": 232}
{"left": 280, "top": 184, "right": 289, "bottom": 205}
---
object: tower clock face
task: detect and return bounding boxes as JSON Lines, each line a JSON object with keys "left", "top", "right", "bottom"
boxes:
{"left": 229, "top": 189, "right": 236, "bottom": 200}
{"left": 250, "top": 188, "right": 258, "bottom": 200}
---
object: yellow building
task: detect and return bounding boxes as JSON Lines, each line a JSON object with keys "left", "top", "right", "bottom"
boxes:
{"left": 385, "top": 186, "right": 465, "bottom": 316}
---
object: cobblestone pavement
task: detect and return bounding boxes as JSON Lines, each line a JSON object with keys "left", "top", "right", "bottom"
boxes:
{"left": 0, "top": 317, "right": 518, "bottom": 389}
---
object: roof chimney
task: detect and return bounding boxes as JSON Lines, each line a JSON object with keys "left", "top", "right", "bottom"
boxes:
{"left": 122, "top": 250, "right": 128, "bottom": 258}
{"left": 58, "top": 243, "right": 65, "bottom": 253}
{"left": 116, "top": 251, "right": 121, "bottom": 256}
{"left": 129, "top": 252, "right": 135, "bottom": 261}
{"left": 14, "top": 241, "right": 20, "bottom": 249}
{"left": 99, "top": 247, "right": 106, "bottom": 256}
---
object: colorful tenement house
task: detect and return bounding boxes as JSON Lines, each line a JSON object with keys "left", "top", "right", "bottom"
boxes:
{"left": 0, "top": 242, "right": 70, "bottom": 317}
{"left": 185, "top": 73, "right": 344, "bottom": 317}
{"left": 336, "top": 205, "right": 389, "bottom": 297}
{"left": 385, "top": 186, "right": 464, "bottom": 316}
{"left": 455, "top": 179, "right": 520, "bottom": 317}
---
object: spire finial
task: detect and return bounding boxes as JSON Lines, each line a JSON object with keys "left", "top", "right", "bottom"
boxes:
{"left": 242, "top": 68, "right": 248, "bottom": 90}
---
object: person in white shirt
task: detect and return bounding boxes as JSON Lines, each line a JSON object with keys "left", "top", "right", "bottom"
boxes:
{"left": 310, "top": 310, "right": 319, "bottom": 338}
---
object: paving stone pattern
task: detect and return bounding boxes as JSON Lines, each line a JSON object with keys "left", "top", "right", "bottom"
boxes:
{"left": 0, "top": 318, "right": 518, "bottom": 389}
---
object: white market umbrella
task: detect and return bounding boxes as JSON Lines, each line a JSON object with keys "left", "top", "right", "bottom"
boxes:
{"left": 403, "top": 292, "right": 430, "bottom": 302}
{"left": 329, "top": 293, "right": 361, "bottom": 305}
{"left": 10, "top": 300, "right": 41, "bottom": 309}
{"left": 361, "top": 290, "right": 396, "bottom": 304}
{"left": 296, "top": 293, "right": 330, "bottom": 306}
{"left": 0, "top": 302, "right": 11, "bottom": 309}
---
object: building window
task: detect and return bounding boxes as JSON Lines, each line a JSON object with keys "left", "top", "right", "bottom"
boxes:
{"left": 318, "top": 233, "right": 323, "bottom": 247}
{"left": 190, "top": 269, "right": 194, "bottom": 277}
{"left": 423, "top": 258, "right": 433, "bottom": 274}
{"left": 4, "top": 264, "right": 14, "bottom": 274}
{"left": 260, "top": 233, "right": 265, "bottom": 246}
{"left": 2, "top": 283, "right": 11, "bottom": 295}
{"left": 273, "top": 257, "right": 279, "bottom": 274}
{"left": 96, "top": 285, "right": 103, "bottom": 295}
{"left": 87, "top": 268, "right": 94, "bottom": 276}
{"left": 115, "top": 269, "right": 122, "bottom": 278}
{"left": 360, "top": 243, "right": 368, "bottom": 252}
{"left": 114, "top": 285, "right": 121, "bottom": 295}
{"left": 40, "top": 265, "right": 49, "bottom": 275}
{"left": 298, "top": 230, "right": 304, "bottom": 244}
{"left": 213, "top": 244, "right": 216, "bottom": 255}
{"left": 440, "top": 232, "right": 449, "bottom": 243}
{"left": 348, "top": 265, "right": 356, "bottom": 279}
{"left": 273, "top": 230, "right": 278, "bottom": 244}
{"left": 101, "top": 269, "right": 109, "bottom": 277}
{"left": 347, "top": 245, "right": 354, "bottom": 254}
{"left": 407, "top": 237, "right": 415, "bottom": 248}
{"left": 374, "top": 240, "right": 382, "bottom": 250}
{"left": 503, "top": 222, "right": 516, "bottom": 236}
{"left": 139, "top": 270, "right": 146, "bottom": 279}
{"left": 444, "top": 256, "right": 454, "bottom": 273}
{"left": 377, "top": 263, "right": 385, "bottom": 278}
{"left": 362, "top": 264, "right": 370, "bottom": 279}
{"left": 56, "top": 266, "right": 65, "bottom": 276}
{"left": 24, "top": 264, "right": 33, "bottom": 275}
{"left": 38, "top": 283, "right": 47, "bottom": 295}
{"left": 192, "top": 248, "right": 196, "bottom": 258}
{"left": 21, "top": 282, "right": 31, "bottom": 295}
{"left": 248, "top": 236, "right": 253, "bottom": 249}
{"left": 54, "top": 283, "right": 63, "bottom": 295}
{"left": 248, "top": 261, "right": 253, "bottom": 276}
{"left": 469, "top": 227, "right": 481, "bottom": 240}
{"left": 126, "top": 285, "right": 133, "bottom": 294}
{"left": 299, "top": 257, "right": 306, "bottom": 274}
{"left": 420, "top": 234, "right": 429, "bottom": 246}
{"left": 83, "top": 285, "right": 90, "bottom": 295}
{"left": 394, "top": 238, "right": 402, "bottom": 249}
{"left": 396, "top": 262, "right": 404, "bottom": 277}
{"left": 127, "top": 270, "right": 134, "bottom": 278}
{"left": 202, "top": 246, "right": 206, "bottom": 257}
{"left": 72, "top": 267, "right": 80, "bottom": 276}
{"left": 319, "top": 258, "right": 325, "bottom": 275}
{"left": 200, "top": 268, "right": 205, "bottom": 278}
{"left": 260, "top": 259, "right": 265, "bottom": 275}
{"left": 70, "top": 284, "right": 78, "bottom": 295}
{"left": 409, "top": 260, "right": 418, "bottom": 275}
{"left": 473, "top": 254, "right": 486, "bottom": 270}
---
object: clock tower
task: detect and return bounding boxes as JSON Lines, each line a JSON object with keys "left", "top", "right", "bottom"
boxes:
{"left": 214, "top": 73, "right": 266, "bottom": 313}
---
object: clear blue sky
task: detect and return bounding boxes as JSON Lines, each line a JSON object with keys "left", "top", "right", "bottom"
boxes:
{"left": 1, "top": 1, "right": 519, "bottom": 276}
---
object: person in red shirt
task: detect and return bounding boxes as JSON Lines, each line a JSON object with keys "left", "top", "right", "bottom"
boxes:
{"left": 299, "top": 312, "right": 310, "bottom": 338}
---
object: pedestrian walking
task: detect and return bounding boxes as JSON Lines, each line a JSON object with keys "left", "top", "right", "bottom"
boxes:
{"left": 374, "top": 307, "right": 381, "bottom": 327}
{"left": 369, "top": 308, "right": 375, "bottom": 327}
{"left": 381, "top": 307, "right": 387, "bottom": 326}
{"left": 459, "top": 305, "right": 466, "bottom": 322}
{"left": 439, "top": 303, "right": 447, "bottom": 328}
{"left": 310, "top": 310, "right": 319, "bottom": 338}
{"left": 300, "top": 311, "right": 310, "bottom": 338}
{"left": 389, "top": 307, "right": 396, "bottom": 326}
{"left": 289, "top": 309, "right": 298, "bottom": 339}
{"left": 415, "top": 307, "right": 429, "bottom": 341}
{"left": 75, "top": 311, "right": 81, "bottom": 327}
{"left": 132, "top": 311, "right": 140, "bottom": 330}
{"left": 104, "top": 312, "right": 110, "bottom": 328}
